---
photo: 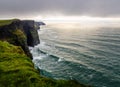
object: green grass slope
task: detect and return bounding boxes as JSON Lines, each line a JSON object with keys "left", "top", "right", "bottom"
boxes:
{"left": 0, "top": 41, "right": 91, "bottom": 87}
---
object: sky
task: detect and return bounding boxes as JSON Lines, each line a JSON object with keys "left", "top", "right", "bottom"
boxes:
{"left": 0, "top": 0, "right": 120, "bottom": 19}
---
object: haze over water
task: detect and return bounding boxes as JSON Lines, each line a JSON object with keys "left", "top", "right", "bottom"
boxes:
{"left": 31, "top": 20, "right": 120, "bottom": 87}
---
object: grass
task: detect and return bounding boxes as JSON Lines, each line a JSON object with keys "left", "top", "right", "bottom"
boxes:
{"left": 0, "top": 19, "right": 19, "bottom": 26}
{"left": 0, "top": 40, "right": 24, "bottom": 54}
{"left": 0, "top": 41, "right": 91, "bottom": 87}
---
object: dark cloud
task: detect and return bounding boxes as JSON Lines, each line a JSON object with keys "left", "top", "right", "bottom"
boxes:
{"left": 0, "top": 0, "right": 120, "bottom": 18}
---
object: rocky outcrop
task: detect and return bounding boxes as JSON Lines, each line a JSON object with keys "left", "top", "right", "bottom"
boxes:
{"left": 22, "top": 20, "right": 40, "bottom": 47}
{"left": 35, "top": 22, "right": 46, "bottom": 30}
{"left": 0, "top": 19, "right": 42, "bottom": 59}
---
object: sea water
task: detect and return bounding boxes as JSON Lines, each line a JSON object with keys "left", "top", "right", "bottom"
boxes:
{"left": 30, "top": 23, "right": 120, "bottom": 87}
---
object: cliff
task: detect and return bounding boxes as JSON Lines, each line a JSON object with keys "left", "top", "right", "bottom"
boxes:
{"left": 0, "top": 19, "right": 42, "bottom": 59}
{"left": 0, "top": 19, "right": 91, "bottom": 87}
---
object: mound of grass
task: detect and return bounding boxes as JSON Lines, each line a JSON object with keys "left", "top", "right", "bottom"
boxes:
{"left": 0, "top": 41, "right": 91, "bottom": 87}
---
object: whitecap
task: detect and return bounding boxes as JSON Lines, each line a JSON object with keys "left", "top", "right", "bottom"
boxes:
{"left": 33, "top": 56, "right": 43, "bottom": 60}
{"left": 58, "top": 58, "right": 62, "bottom": 62}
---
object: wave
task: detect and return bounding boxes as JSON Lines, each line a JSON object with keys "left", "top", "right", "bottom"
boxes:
{"left": 52, "top": 38, "right": 120, "bottom": 56}
{"left": 35, "top": 48, "right": 65, "bottom": 62}
{"left": 92, "top": 34, "right": 120, "bottom": 39}
{"left": 33, "top": 46, "right": 102, "bottom": 72}
{"left": 54, "top": 42, "right": 120, "bottom": 58}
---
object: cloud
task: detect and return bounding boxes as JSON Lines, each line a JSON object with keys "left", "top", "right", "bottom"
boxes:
{"left": 0, "top": 0, "right": 120, "bottom": 18}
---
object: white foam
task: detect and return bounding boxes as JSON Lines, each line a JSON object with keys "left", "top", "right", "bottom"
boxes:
{"left": 58, "top": 58, "right": 65, "bottom": 62}
{"left": 33, "top": 56, "right": 43, "bottom": 60}
{"left": 58, "top": 58, "right": 62, "bottom": 62}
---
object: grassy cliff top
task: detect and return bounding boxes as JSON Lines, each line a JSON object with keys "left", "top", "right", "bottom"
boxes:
{"left": 0, "top": 41, "right": 90, "bottom": 87}
{"left": 0, "top": 19, "right": 19, "bottom": 26}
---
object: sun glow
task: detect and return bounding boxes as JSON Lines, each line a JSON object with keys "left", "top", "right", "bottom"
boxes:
{"left": 35, "top": 15, "right": 120, "bottom": 22}
{"left": 34, "top": 15, "right": 120, "bottom": 28}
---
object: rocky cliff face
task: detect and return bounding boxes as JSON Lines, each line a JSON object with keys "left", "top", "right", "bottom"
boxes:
{"left": 22, "top": 20, "right": 40, "bottom": 47}
{"left": 0, "top": 19, "right": 42, "bottom": 59}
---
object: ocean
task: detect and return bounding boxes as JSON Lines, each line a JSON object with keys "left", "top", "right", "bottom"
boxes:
{"left": 30, "top": 23, "right": 120, "bottom": 87}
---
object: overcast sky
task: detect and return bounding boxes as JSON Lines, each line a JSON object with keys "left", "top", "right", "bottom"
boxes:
{"left": 0, "top": 0, "right": 120, "bottom": 19}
